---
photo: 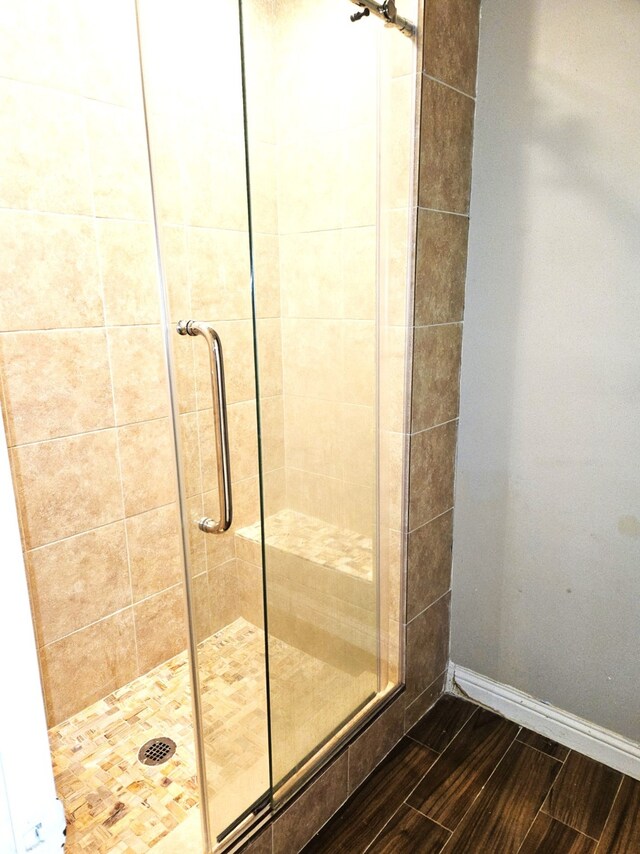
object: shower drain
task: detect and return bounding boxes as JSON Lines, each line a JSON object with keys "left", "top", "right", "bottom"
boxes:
{"left": 138, "top": 737, "right": 177, "bottom": 766}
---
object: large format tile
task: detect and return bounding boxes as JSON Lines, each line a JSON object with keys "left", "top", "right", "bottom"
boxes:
{"left": 209, "top": 559, "right": 240, "bottom": 632}
{"left": 598, "top": 776, "right": 640, "bottom": 853}
{"left": 407, "top": 510, "right": 453, "bottom": 621}
{"left": 445, "top": 741, "right": 561, "bottom": 852}
{"left": 253, "top": 233, "right": 281, "bottom": 320}
{"left": 126, "top": 504, "right": 184, "bottom": 602}
{"left": 195, "top": 319, "right": 257, "bottom": 407}
{"left": 411, "top": 323, "right": 462, "bottom": 432}
{"left": 423, "top": 0, "right": 481, "bottom": 96}
{"left": 118, "top": 418, "right": 176, "bottom": 516}
{"left": 256, "top": 318, "right": 283, "bottom": 399}
{"left": 368, "top": 803, "right": 450, "bottom": 853}
{"left": 74, "top": 0, "right": 141, "bottom": 107}
{"left": 273, "top": 751, "right": 349, "bottom": 854}
{"left": 418, "top": 77, "right": 474, "bottom": 214}
{"left": 519, "top": 813, "right": 596, "bottom": 853}
{"left": 517, "top": 727, "right": 569, "bottom": 761}
{"left": 408, "top": 420, "right": 457, "bottom": 530}
{"left": 178, "top": 411, "right": 202, "bottom": 499}
{"left": 85, "top": 101, "right": 151, "bottom": 221}
{"left": 0, "top": 329, "right": 114, "bottom": 445}
{"left": 0, "top": 79, "right": 92, "bottom": 214}
{"left": 303, "top": 738, "right": 439, "bottom": 854}
{"left": 543, "top": 751, "right": 622, "bottom": 840}
{"left": 341, "top": 321, "right": 376, "bottom": 407}
{"left": 108, "top": 325, "right": 169, "bottom": 425}
{"left": 227, "top": 399, "right": 260, "bottom": 482}
{"left": 407, "top": 707, "right": 519, "bottom": 828}
{"left": 0, "top": 210, "right": 102, "bottom": 332}
{"left": 279, "top": 230, "right": 342, "bottom": 319}
{"left": 259, "top": 395, "right": 285, "bottom": 473}
{"left": 27, "top": 522, "right": 130, "bottom": 646}
{"left": 408, "top": 694, "right": 476, "bottom": 754}
{"left": 187, "top": 227, "right": 252, "bottom": 322}
{"left": 406, "top": 593, "right": 450, "bottom": 704}
{"left": 0, "top": 0, "right": 80, "bottom": 91}
{"left": 96, "top": 219, "right": 160, "bottom": 326}
{"left": 414, "top": 209, "right": 468, "bottom": 326}
{"left": 11, "top": 429, "right": 123, "bottom": 548}
{"left": 134, "top": 584, "right": 187, "bottom": 674}
{"left": 347, "top": 697, "right": 405, "bottom": 792}
{"left": 40, "top": 608, "right": 137, "bottom": 725}
{"left": 404, "top": 670, "right": 447, "bottom": 730}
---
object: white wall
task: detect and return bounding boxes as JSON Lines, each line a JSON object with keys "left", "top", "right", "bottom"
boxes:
{"left": 452, "top": 0, "right": 640, "bottom": 742}
{"left": 0, "top": 414, "right": 65, "bottom": 852}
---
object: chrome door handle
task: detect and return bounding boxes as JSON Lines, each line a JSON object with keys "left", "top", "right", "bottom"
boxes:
{"left": 177, "top": 321, "right": 232, "bottom": 533}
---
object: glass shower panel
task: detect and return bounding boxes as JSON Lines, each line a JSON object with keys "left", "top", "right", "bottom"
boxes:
{"left": 241, "top": 0, "right": 381, "bottom": 790}
{"left": 136, "top": 0, "right": 271, "bottom": 844}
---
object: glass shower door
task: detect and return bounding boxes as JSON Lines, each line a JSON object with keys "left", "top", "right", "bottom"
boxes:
{"left": 138, "top": 0, "right": 405, "bottom": 844}
{"left": 136, "top": 1, "right": 272, "bottom": 846}
{"left": 241, "top": 0, "right": 383, "bottom": 795}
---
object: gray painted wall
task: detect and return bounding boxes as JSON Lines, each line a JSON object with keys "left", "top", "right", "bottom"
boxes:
{"left": 451, "top": 0, "right": 640, "bottom": 742}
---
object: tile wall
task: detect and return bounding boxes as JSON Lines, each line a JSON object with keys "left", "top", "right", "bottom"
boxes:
{"left": 255, "top": 1, "right": 379, "bottom": 542}
{"left": 0, "top": 5, "right": 477, "bottom": 835}
{"left": 0, "top": 0, "right": 188, "bottom": 727}
{"left": 136, "top": 0, "right": 281, "bottom": 654}
{"left": 404, "top": 0, "right": 479, "bottom": 725}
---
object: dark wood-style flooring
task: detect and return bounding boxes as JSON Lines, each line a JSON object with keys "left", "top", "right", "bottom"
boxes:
{"left": 303, "top": 695, "right": 640, "bottom": 853}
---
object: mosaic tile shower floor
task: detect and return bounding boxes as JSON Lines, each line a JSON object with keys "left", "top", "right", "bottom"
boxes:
{"left": 50, "top": 617, "right": 374, "bottom": 853}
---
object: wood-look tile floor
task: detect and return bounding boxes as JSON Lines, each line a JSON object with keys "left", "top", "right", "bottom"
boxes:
{"left": 303, "top": 695, "right": 640, "bottom": 853}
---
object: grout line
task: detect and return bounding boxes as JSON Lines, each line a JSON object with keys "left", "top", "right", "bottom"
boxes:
{"left": 361, "top": 804, "right": 408, "bottom": 852}
{"left": 417, "top": 205, "right": 469, "bottom": 219}
{"left": 39, "top": 581, "right": 185, "bottom": 652}
{"left": 409, "top": 416, "right": 458, "bottom": 438}
{"left": 440, "top": 728, "right": 523, "bottom": 843}
{"left": 422, "top": 72, "right": 476, "bottom": 102}
{"left": 406, "top": 588, "right": 451, "bottom": 625}
{"left": 593, "top": 774, "right": 624, "bottom": 851}
{"left": 402, "top": 708, "right": 481, "bottom": 827}
{"left": 412, "top": 320, "right": 463, "bottom": 331}
{"left": 85, "top": 103, "right": 139, "bottom": 677}
{"left": 525, "top": 747, "right": 605, "bottom": 846}
{"left": 407, "top": 505, "right": 455, "bottom": 536}
{"left": 0, "top": 205, "right": 152, "bottom": 224}
{"left": 26, "top": 502, "right": 177, "bottom": 553}
{"left": 8, "top": 415, "right": 168, "bottom": 450}
{"left": 406, "top": 802, "right": 452, "bottom": 837}
{"left": 512, "top": 735, "right": 565, "bottom": 854}
{"left": 513, "top": 738, "right": 565, "bottom": 763}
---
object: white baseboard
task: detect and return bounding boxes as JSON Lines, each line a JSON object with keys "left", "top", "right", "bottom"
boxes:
{"left": 449, "top": 664, "right": 640, "bottom": 781}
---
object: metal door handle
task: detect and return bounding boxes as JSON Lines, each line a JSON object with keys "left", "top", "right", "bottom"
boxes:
{"left": 177, "top": 321, "right": 232, "bottom": 533}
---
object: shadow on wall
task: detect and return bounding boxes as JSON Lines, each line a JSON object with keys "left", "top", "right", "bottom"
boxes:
{"left": 453, "top": 0, "right": 640, "bottom": 741}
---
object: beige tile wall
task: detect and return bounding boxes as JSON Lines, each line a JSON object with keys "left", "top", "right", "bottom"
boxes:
{"left": 268, "top": 1, "right": 379, "bottom": 542}
{"left": 136, "top": 0, "right": 282, "bottom": 651}
{"left": 0, "top": 0, "right": 455, "bottom": 745}
{"left": 0, "top": 0, "right": 193, "bottom": 727}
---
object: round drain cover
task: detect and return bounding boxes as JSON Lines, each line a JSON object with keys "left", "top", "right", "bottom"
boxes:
{"left": 138, "top": 737, "right": 177, "bottom": 766}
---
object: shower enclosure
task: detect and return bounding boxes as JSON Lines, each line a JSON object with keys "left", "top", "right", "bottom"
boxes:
{"left": 0, "top": 0, "right": 416, "bottom": 850}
